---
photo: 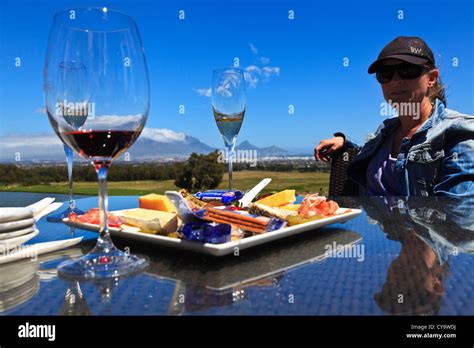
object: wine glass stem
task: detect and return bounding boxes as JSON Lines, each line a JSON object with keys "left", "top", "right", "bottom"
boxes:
{"left": 227, "top": 144, "right": 234, "bottom": 190}
{"left": 64, "top": 144, "right": 75, "bottom": 210}
{"left": 96, "top": 164, "right": 112, "bottom": 249}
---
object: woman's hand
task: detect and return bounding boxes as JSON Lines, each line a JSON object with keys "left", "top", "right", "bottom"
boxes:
{"left": 314, "top": 136, "right": 345, "bottom": 161}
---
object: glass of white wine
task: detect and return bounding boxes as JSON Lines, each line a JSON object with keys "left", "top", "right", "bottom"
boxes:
{"left": 212, "top": 68, "right": 246, "bottom": 190}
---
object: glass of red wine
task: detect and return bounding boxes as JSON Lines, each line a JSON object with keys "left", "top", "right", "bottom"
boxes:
{"left": 44, "top": 7, "right": 150, "bottom": 279}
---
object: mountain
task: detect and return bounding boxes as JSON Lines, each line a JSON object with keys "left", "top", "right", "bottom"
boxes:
{"left": 0, "top": 129, "right": 291, "bottom": 162}
{"left": 236, "top": 140, "right": 288, "bottom": 157}
{"left": 127, "top": 135, "right": 216, "bottom": 160}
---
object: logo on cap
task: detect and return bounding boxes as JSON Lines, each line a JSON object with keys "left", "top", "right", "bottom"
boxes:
{"left": 410, "top": 46, "right": 422, "bottom": 55}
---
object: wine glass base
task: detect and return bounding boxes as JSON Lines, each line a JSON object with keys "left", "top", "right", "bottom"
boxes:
{"left": 57, "top": 249, "right": 149, "bottom": 280}
{"left": 47, "top": 207, "right": 85, "bottom": 223}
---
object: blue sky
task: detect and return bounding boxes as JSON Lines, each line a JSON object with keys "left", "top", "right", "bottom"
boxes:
{"left": 1, "top": 0, "right": 473, "bottom": 154}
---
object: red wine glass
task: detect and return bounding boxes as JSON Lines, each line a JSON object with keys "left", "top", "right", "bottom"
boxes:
{"left": 44, "top": 7, "right": 150, "bottom": 279}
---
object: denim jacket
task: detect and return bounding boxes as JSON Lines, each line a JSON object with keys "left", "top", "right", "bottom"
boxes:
{"left": 341, "top": 99, "right": 474, "bottom": 197}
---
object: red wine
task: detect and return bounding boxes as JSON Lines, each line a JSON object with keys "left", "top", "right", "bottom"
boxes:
{"left": 60, "top": 130, "right": 139, "bottom": 161}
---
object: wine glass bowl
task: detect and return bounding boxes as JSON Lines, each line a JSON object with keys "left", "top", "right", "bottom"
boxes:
{"left": 44, "top": 7, "right": 150, "bottom": 279}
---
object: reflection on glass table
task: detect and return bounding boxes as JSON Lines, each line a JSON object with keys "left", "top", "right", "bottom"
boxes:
{"left": 335, "top": 195, "right": 474, "bottom": 315}
{"left": 2, "top": 194, "right": 474, "bottom": 315}
{"left": 140, "top": 228, "right": 362, "bottom": 314}
{"left": 0, "top": 247, "right": 82, "bottom": 313}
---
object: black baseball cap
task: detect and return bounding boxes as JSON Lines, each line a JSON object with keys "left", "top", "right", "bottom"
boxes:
{"left": 368, "top": 36, "right": 435, "bottom": 74}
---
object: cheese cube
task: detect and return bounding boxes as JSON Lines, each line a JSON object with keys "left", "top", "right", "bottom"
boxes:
{"left": 139, "top": 193, "right": 177, "bottom": 213}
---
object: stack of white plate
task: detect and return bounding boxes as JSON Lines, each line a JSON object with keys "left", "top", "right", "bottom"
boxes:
{"left": 0, "top": 198, "right": 62, "bottom": 254}
{"left": 0, "top": 198, "right": 84, "bottom": 265}
{"left": 0, "top": 207, "right": 39, "bottom": 253}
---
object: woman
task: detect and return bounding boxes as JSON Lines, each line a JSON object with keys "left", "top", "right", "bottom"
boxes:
{"left": 315, "top": 36, "right": 474, "bottom": 197}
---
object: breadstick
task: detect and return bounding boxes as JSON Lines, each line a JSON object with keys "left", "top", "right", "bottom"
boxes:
{"left": 206, "top": 207, "right": 269, "bottom": 226}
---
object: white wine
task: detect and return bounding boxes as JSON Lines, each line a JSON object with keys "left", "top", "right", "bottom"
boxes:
{"left": 213, "top": 108, "right": 245, "bottom": 145}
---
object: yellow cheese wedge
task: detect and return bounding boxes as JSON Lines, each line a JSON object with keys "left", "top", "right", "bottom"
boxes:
{"left": 119, "top": 208, "right": 177, "bottom": 234}
{"left": 139, "top": 193, "right": 177, "bottom": 213}
{"left": 256, "top": 190, "right": 296, "bottom": 207}
{"left": 279, "top": 204, "right": 301, "bottom": 211}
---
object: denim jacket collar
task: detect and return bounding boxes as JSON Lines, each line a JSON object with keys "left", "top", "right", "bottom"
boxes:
{"left": 413, "top": 98, "right": 445, "bottom": 135}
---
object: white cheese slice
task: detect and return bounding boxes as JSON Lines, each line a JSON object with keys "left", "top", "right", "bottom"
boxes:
{"left": 118, "top": 208, "right": 178, "bottom": 234}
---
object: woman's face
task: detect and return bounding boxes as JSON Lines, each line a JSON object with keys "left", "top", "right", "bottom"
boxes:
{"left": 380, "top": 59, "right": 438, "bottom": 105}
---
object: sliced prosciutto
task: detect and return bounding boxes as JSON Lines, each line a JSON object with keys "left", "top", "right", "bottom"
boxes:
{"left": 69, "top": 208, "right": 122, "bottom": 228}
{"left": 297, "top": 194, "right": 339, "bottom": 218}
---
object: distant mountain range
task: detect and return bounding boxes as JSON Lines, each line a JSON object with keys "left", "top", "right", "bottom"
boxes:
{"left": 0, "top": 128, "right": 300, "bottom": 163}
{"left": 129, "top": 138, "right": 289, "bottom": 160}
{"left": 127, "top": 134, "right": 216, "bottom": 159}
{"left": 235, "top": 140, "right": 289, "bottom": 157}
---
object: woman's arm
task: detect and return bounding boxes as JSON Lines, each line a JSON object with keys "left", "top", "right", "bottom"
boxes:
{"left": 333, "top": 132, "right": 361, "bottom": 150}
{"left": 313, "top": 132, "right": 362, "bottom": 162}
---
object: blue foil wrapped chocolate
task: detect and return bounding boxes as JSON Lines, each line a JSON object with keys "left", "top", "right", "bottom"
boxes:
{"left": 194, "top": 190, "right": 244, "bottom": 205}
{"left": 266, "top": 218, "right": 287, "bottom": 232}
{"left": 182, "top": 221, "right": 232, "bottom": 244}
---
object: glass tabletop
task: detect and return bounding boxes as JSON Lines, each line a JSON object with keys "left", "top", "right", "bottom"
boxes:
{"left": 1, "top": 192, "right": 473, "bottom": 316}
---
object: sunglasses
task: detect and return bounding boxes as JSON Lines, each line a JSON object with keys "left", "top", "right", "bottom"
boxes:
{"left": 376, "top": 63, "right": 430, "bottom": 84}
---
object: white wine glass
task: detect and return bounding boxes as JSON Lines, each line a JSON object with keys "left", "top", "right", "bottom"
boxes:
{"left": 211, "top": 68, "right": 246, "bottom": 190}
